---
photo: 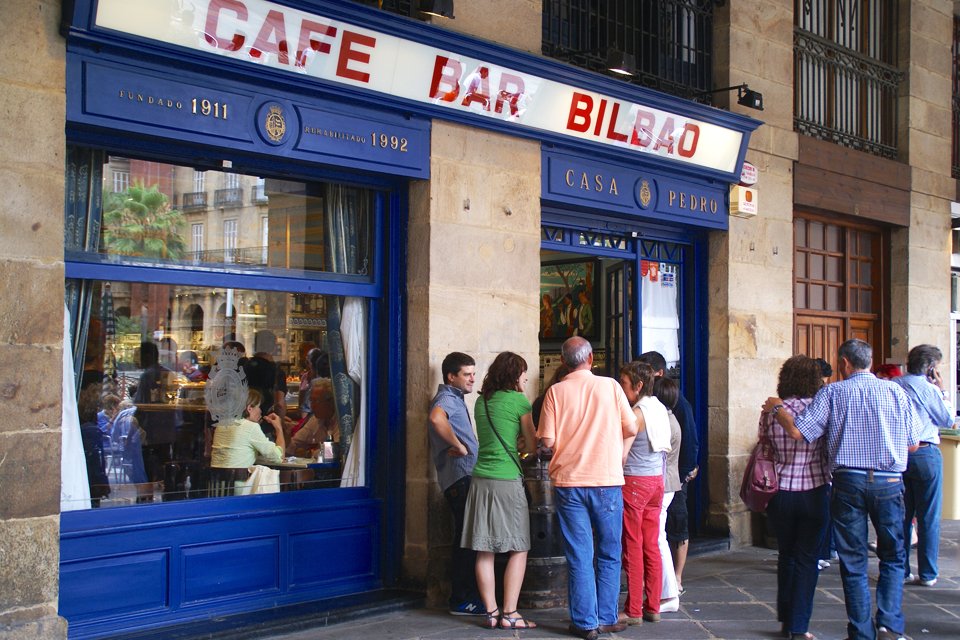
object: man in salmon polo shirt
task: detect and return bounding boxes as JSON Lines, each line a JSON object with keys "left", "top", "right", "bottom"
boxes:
{"left": 539, "top": 337, "right": 639, "bottom": 640}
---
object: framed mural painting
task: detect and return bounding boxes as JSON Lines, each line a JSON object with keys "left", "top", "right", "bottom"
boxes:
{"left": 539, "top": 259, "right": 598, "bottom": 343}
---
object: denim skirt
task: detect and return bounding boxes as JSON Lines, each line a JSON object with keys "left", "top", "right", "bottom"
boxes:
{"left": 461, "top": 476, "right": 530, "bottom": 553}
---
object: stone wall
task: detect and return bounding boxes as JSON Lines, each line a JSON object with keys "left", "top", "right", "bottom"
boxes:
{"left": 403, "top": 2, "right": 542, "bottom": 603}
{"left": 439, "top": 0, "right": 542, "bottom": 54}
{"left": 403, "top": 121, "right": 541, "bottom": 603}
{"left": 0, "top": 1, "right": 67, "bottom": 639}
{"left": 891, "top": 0, "right": 954, "bottom": 366}
{"left": 709, "top": 0, "right": 797, "bottom": 544}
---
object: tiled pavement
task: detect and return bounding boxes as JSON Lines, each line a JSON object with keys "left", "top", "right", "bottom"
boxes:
{"left": 263, "top": 520, "right": 960, "bottom": 640}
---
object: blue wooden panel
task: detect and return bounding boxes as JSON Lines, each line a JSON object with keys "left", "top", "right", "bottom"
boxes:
{"left": 59, "top": 495, "right": 382, "bottom": 639}
{"left": 288, "top": 527, "right": 374, "bottom": 589}
{"left": 542, "top": 149, "right": 729, "bottom": 231}
{"left": 60, "top": 550, "right": 168, "bottom": 618}
{"left": 68, "top": 54, "right": 431, "bottom": 179}
{"left": 181, "top": 537, "right": 280, "bottom": 603}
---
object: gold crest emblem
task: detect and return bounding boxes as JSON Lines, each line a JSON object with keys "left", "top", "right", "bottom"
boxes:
{"left": 265, "top": 105, "right": 286, "bottom": 143}
{"left": 639, "top": 179, "right": 652, "bottom": 208}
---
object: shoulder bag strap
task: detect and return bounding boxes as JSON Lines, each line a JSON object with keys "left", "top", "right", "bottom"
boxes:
{"left": 482, "top": 396, "right": 523, "bottom": 475}
{"left": 759, "top": 410, "right": 778, "bottom": 462}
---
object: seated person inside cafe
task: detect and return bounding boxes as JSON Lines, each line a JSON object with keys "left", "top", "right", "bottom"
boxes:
{"left": 287, "top": 377, "right": 339, "bottom": 458}
{"left": 211, "top": 388, "right": 286, "bottom": 469}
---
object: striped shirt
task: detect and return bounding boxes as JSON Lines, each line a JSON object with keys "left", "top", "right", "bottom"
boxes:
{"left": 761, "top": 397, "right": 829, "bottom": 491}
{"left": 795, "top": 371, "right": 922, "bottom": 473}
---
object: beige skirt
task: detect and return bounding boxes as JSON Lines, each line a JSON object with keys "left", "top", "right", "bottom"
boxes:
{"left": 461, "top": 476, "right": 530, "bottom": 553}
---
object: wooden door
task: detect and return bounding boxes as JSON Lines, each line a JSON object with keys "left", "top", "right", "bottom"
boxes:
{"left": 796, "top": 314, "right": 843, "bottom": 382}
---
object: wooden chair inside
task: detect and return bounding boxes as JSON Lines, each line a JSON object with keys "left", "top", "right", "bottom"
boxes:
{"left": 207, "top": 467, "right": 251, "bottom": 497}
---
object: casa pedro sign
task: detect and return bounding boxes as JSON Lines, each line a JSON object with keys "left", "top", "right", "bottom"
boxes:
{"left": 95, "top": 0, "right": 746, "bottom": 174}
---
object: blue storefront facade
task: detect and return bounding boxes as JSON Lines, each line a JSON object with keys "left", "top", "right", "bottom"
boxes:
{"left": 56, "top": 1, "right": 759, "bottom": 637}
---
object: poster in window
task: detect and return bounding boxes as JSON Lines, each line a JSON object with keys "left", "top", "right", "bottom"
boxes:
{"left": 540, "top": 259, "right": 598, "bottom": 342}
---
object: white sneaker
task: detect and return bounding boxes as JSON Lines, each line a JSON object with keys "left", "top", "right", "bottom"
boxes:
{"left": 906, "top": 574, "right": 937, "bottom": 587}
{"left": 817, "top": 559, "right": 831, "bottom": 570}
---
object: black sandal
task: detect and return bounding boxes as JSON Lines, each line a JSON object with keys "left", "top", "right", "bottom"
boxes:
{"left": 485, "top": 607, "right": 500, "bottom": 629}
{"left": 501, "top": 610, "right": 537, "bottom": 629}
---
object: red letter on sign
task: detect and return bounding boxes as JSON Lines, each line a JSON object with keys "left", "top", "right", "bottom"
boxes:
{"left": 605, "top": 102, "right": 628, "bottom": 143}
{"left": 630, "top": 109, "right": 655, "bottom": 148}
{"left": 566, "top": 92, "right": 593, "bottom": 133}
{"left": 495, "top": 73, "right": 525, "bottom": 116}
{"left": 204, "top": 0, "right": 247, "bottom": 52}
{"left": 250, "top": 9, "right": 290, "bottom": 64}
{"left": 295, "top": 20, "right": 337, "bottom": 68}
{"left": 461, "top": 67, "right": 491, "bottom": 110}
{"left": 429, "top": 56, "right": 462, "bottom": 102}
{"left": 652, "top": 117, "right": 676, "bottom": 154}
{"left": 336, "top": 30, "right": 376, "bottom": 83}
{"left": 677, "top": 123, "right": 700, "bottom": 158}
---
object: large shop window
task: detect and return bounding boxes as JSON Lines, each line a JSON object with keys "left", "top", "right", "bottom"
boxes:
{"left": 64, "top": 149, "right": 378, "bottom": 509}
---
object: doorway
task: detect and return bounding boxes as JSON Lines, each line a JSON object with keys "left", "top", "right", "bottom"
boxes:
{"left": 538, "top": 220, "right": 709, "bottom": 532}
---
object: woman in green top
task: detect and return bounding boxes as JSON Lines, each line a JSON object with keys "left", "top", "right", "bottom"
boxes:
{"left": 461, "top": 351, "right": 538, "bottom": 629}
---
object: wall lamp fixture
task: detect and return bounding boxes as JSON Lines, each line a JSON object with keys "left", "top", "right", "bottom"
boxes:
{"left": 419, "top": 0, "right": 455, "bottom": 19}
{"left": 697, "top": 83, "right": 764, "bottom": 111}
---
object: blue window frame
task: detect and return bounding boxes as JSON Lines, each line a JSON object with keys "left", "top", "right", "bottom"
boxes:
{"left": 64, "top": 147, "right": 394, "bottom": 508}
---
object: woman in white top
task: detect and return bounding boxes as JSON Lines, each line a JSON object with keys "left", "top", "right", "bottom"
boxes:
{"left": 618, "top": 361, "right": 672, "bottom": 625}
{"left": 211, "top": 389, "right": 285, "bottom": 469}
{"left": 652, "top": 376, "right": 682, "bottom": 613}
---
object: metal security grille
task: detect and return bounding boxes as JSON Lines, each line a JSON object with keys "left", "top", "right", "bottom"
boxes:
{"left": 952, "top": 16, "right": 960, "bottom": 178}
{"left": 351, "top": 0, "right": 423, "bottom": 18}
{"left": 794, "top": 0, "right": 903, "bottom": 159}
{"left": 542, "top": 0, "right": 716, "bottom": 98}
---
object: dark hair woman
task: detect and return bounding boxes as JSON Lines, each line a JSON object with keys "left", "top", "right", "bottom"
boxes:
{"left": 617, "top": 361, "right": 672, "bottom": 624}
{"left": 461, "top": 351, "right": 538, "bottom": 629}
{"left": 765, "top": 355, "right": 828, "bottom": 640}
{"left": 211, "top": 388, "right": 285, "bottom": 469}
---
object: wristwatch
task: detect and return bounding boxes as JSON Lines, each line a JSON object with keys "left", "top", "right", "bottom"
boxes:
{"left": 772, "top": 404, "right": 784, "bottom": 415}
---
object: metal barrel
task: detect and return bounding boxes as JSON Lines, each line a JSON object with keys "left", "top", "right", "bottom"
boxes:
{"left": 519, "top": 456, "right": 568, "bottom": 609}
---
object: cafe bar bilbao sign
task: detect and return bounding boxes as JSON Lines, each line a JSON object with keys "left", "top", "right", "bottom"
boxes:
{"left": 95, "top": 0, "right": 746, "bottom": 174}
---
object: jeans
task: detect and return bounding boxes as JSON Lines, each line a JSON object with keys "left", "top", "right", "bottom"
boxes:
{"left": 444, "top": 476, "right": 479, "bottom": 606}
{"left": 768, "top": 484, "right": 829, "bottom": 635}
{"left": 903, "top": 445, "right": 942, "bottom": 582}
{"left": 832, "top": 470, "right": 906, "bottom": 640}
{"left": 622, "top": 475, "right": 664, "bottom": 616}
{"left": 556, "top": 486, "right": 624, "bottom": 630}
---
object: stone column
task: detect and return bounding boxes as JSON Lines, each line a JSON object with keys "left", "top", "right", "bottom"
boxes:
{"left": 403, "top": 121, "right": 540, "bottom": 604}
{"left": 0, "top": 1, "right": 68, "bottom": 639}
{"left": 709, "top": 0, "right": 797, "bottom": 545}
{"left": 402, "top": 3, "right": 542, "bottom": 603}
{"left": 890, "top": 0, "right": 954, "bottom": 365}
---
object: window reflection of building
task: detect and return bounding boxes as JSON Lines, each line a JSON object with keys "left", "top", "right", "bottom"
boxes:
{"left": 190, "top": 223, "right": 203, "bottom": 257}
{"left": 69, "top": 154, "right": 378, "bottom": 506}
{"left": 223, "top": 219, "right": 238, "bottom": 263}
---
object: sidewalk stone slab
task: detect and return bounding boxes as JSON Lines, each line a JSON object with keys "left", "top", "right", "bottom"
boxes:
{"left": 247, "top": 520, "right": 960, "bottom": 640}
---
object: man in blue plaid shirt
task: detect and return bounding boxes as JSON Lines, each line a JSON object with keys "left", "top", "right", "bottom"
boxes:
{"left": 765, "top": 339, "right": 922, "bottom": 640}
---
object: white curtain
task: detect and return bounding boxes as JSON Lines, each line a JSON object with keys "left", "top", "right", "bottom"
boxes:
{"left": 62, "top": 304, "right": 91, "bottom": 511}
{"left": 339, "top": 297, "right": 366, "bottom": 487}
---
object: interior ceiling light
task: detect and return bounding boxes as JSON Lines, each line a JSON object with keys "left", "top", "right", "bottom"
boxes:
{"left": 419, "top": 0, "right": 455, "bottom": 19}
{"left": 605, "top": 49, "right": 636, "bottom": 77}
